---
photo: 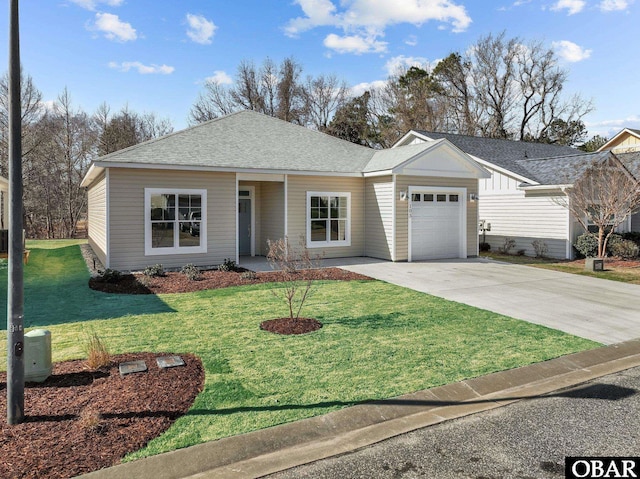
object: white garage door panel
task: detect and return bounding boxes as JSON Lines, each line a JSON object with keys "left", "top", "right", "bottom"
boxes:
{"left": 410, "top": 192, "right": 463, "bottom": 260}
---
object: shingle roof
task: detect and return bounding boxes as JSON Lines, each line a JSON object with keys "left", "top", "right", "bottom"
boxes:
{"left": 414, "top": 130, "right": 578, "bottom": 180}
{"left": 616, "top": 151, "right": 640, "bottom": 178}
{"left": 513, "top": 151, "right": 611, "bottom": 185}
{"left": 89, "top": 111, "right": 477, "bottom": 180}
{"left": 95, "top": 110, "right": 376, "bottom": 174}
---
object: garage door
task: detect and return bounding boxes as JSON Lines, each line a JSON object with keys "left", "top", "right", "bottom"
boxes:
{"left": 410, "top": 190, "right": 464, "bottom": 261}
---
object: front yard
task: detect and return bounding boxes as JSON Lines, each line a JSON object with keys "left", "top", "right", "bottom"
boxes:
{"left": 1, "top": 240, "right": 599, "bottom": 466}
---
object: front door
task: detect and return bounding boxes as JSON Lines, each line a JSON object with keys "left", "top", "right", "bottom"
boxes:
{"left": 239, "top": 195, "right": 252, "bottom": 255}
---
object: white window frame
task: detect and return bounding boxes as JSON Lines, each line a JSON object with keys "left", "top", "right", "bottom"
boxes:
{"left": 306, "top": 191, "right": 351, "bottom": 248}
{"left": 144, "top": 188, "right": 207, "bottom": 256}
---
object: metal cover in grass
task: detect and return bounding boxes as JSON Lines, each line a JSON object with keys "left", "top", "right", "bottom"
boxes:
{"left": 119, "top": 360, "right": 148, "bottom": 377}
{"left": 156, "top": 356, "right": 185, "bottom": 369}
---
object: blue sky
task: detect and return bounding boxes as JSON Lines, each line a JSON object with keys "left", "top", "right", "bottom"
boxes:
{"left": 1, "top": 0, "right": 638, "bottom": 138}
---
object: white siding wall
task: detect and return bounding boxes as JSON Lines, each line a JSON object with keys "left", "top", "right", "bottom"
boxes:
{"left": 108, "top": 168, "right": 236, "bottom": 271}
{"left": 87, "top": 172, "right": 108, "bottom": 267}
{"left": 287, "top": 175, "right": 365, "bottom": 258}
{"left": 364, "top": 176, "right": 394, "bottom": 260}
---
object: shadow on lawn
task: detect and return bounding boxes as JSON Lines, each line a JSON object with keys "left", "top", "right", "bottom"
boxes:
{"left": 186, "top": 383, "right": 637, "bottom": 417}
{"left": 0, "top": 246, "right": 175, "bottom": 328}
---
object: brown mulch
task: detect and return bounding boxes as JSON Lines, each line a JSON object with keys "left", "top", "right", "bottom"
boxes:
{"left": 0, "top": 352, "right": 204, "bottom": 479}
{"left": 568, "top": 258, "right": 640, "bottom": 269}
{"left": 260, "top": 317, "right": 323, "bottom": 335}
{"left": 89, "top": 267, "right": 373, "bottom": 295}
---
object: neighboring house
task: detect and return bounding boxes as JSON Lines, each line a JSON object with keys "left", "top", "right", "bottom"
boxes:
{"left": 598, "top": 129, "right": 640, "bottom": 231}
{"left": 598, "top": 128, "right": 640, "bottom": 154}
{"left": 81, "top": 110, "right": 489, "bottom": 271}
{"left": 394, "top": 130, "right": 639, "bottom": 259}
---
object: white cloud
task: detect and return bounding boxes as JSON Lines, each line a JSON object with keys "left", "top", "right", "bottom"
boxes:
{"left": 109, "top": 61, "right": 174, "bottom": 74}
{"left": 550, "top": 0, "right": 586, "bottom": 14}
{"left": 384, "top": 55, "right": 432, "bottom": 76}
{"left": 599, "top": 0, "right": 633, "bottom": 11}
{"left": 186, "top": 13, "right": 217, "bottom": 45}
{"left": 69, "top": 0, "right": 123, "bottom": 11}
{"left": 585, "top": 115, "right": 640, "bottom": 137}
{"left": 93, "top": 13, "right": 137, "bottom": 41}
{"left": 552, "top": 40, "right": 592, "bottom": 62}
{"left": 405, "top": 35, "right": 418, "bottom": 46}
{"left": 286, "top": 0, "right": 471, "bottom": 55}
{"left": 350, "top": 80, "right": 388, "bottom": 97}
{"left": 205, "top": 70, "right": 233, "bottom": 85}
{"left": 323, "top": 33, "right": 387, "bottom": 54}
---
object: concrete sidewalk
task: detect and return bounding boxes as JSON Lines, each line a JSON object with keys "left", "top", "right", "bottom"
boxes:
{"left": 80, "top": 339, "right": 640, "bottom": 479}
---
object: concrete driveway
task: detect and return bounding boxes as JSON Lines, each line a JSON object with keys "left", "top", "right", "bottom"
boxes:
{"left": 335, "top": 257, "right": 640, "bottom": 345}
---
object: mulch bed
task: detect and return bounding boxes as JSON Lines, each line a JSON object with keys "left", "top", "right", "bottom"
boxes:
{"left": 0, "top": 352, "right": 204, "bottom": 479}
{"left": 89, "top": 267, "right": 372, "bottom": 295}
{"left": 569, "top": 258, "right": 640, "bottom": 269}
{"left": 260, "top": 317, "right": 323, "bottom": 335}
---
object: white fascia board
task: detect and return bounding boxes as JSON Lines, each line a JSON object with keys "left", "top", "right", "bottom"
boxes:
{"left": 392, "top": 130, "right": 436, "bottom": 148}
{"left": 363, "top": 170, "right": 394, "bottom": 178}
{"left": 80, "top": 163, "right": 104, "bottom": 188}
{"left": 518, "top": 183, "right": 571, "bottom": 191}
{"left": 87, "top": 161, "right": 363, "bottom": 178}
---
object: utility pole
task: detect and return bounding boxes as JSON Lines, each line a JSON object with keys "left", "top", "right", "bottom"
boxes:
{"left": 7, "top": 0, "right": 25, "bottom": 425}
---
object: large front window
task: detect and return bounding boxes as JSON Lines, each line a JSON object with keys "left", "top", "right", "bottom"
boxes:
{"left": 145, "top": 188, "right": 207, "bottom": 255}
{"left": 307, "top": 192, "right": 350, "bottom": 247}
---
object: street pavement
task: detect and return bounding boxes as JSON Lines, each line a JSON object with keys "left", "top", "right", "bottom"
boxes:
{"left": 265, "top": 366, "right": 640, "bottom": 479}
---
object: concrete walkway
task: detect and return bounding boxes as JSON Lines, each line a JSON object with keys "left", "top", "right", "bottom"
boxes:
{"left": 335, "top": 257, "right": 640, "bottom": 345}
{"left": 80, "top": 339, "right": 640, "bottom": 479}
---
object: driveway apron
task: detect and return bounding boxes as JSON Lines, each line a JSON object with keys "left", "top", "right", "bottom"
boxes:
{"left": 338, "top": 258, "right": 640, "bottom": 345}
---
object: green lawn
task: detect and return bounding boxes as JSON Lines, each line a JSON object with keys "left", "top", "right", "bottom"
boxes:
{"left": 1, "top": 241, "right": 599, "bottom": 460}
{"left": 481, "top": 251, "right": 640, "bottom": 285}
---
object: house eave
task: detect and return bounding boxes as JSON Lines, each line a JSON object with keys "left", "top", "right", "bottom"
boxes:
{"left": 518, "top": 183, "right": 571, "bottom": 191}
{"left": 82, "top": 161, "right": 364, "bottom": 183}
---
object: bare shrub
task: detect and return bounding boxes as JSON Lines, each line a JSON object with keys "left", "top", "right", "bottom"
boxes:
{"left": 499, "top": 237, "right": 516, "bottom": 254}
{"left": 79, "top": 407, "right": 105, "bottom": 433}
{"left": 266, "top": 236, "right": 323, "bottom": 320}
{"left": 532, "top": 239, "right": 549, "bottom": 258}
{"left": 83, "top": 332, "right": 111, "bottom": 370}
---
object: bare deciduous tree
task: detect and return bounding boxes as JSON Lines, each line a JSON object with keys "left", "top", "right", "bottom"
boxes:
{"left": 300, "top": 74, "right": 348, "bottom": 131}
{"left": 266, "top": 236, "right": 322, "bottom": 321}
{"left": 559, "top": 154, "right": 640, "bottom": 257}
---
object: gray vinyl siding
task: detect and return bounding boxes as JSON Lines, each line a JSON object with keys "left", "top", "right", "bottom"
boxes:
{"left": 259, "top": 182, "right": 285, "bottom": 255}
{"left": 108, "top": 168, "right": 236, "bottom": 271}
{"left": 364, "top": 176, "right": 394, "bottom": 260}
{"left": 479, "top": 192, "right": 570, "bottom": 259}
{"left": 286, "top": 175, "right": 365, "bottom": 258}
{"left": 395, "top": 176, "right": 478, "bottom": 261}
{"left": 87, "top": 171, "right": 108, "bottom": 267}
{"left": 632, "top": 212, "right": 640, "bottom": 232}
